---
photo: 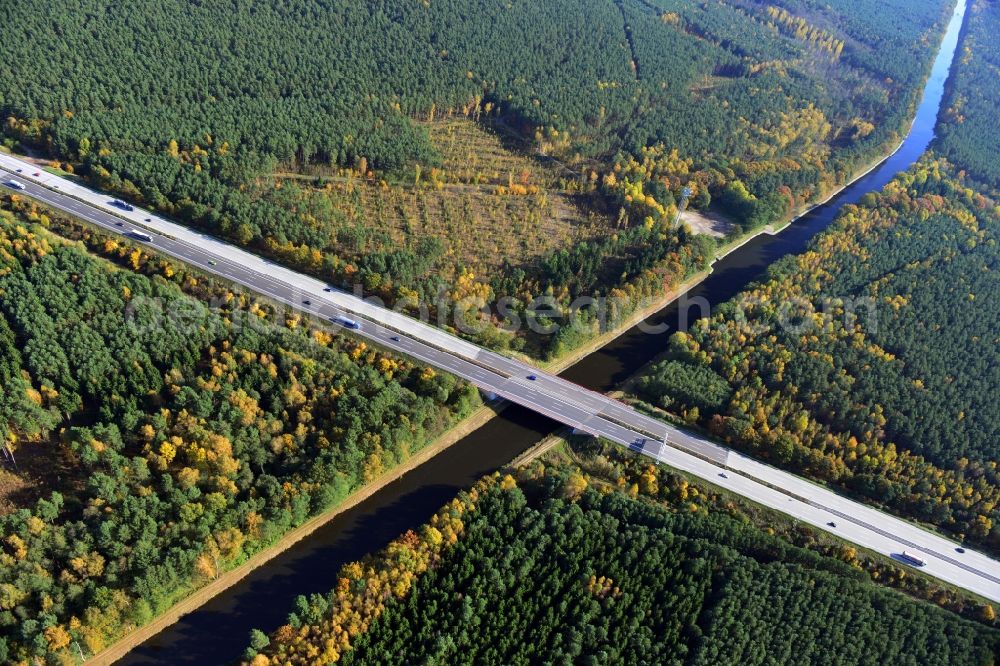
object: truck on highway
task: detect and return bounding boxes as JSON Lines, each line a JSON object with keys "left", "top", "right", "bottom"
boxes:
{"left": 113, "top": 199, "right": 135, "bottom": 212}
{"left": 129, "top": 229, "right": 153, "bottom": 242}
{"left": 331, "top": 315, "right": 360, "bottom": 330}
{"left": 899, "top": 551, "right": 927, "bottom": 567}
{"left": 6, "top": 179, "right": 26, "bottom": 190}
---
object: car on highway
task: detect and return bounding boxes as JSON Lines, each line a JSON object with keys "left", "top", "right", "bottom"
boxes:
{"left": 15, "top": 168, "right": 22, "bottom": 173}
{"left": 302, "top": 299, "right": 311, "bottom": 306}
{"left": 33, "top": 172, "right": 40, "bottom": 177}
{"left": 527, "top": 374, "right": 537, "bottom": 381}
{"left": 827, "top": 521, "right": 837, "bottom": 528}
{"left": 323, "top": 287, "right": 334, "bottom": 292}
{"left": 115, "top": 222, "right": 124, "bottom": 227}
{"left": 390, "top": 336, "right": 400, "bottom": 342}
{"left": 208, "top": 260, "right": 217, "bottom": 266}
{"left": 956, "top": 547, "right": 966, "bottom": 554}
{"left": 718, "top": 472, "right": 728, "bottom": 479}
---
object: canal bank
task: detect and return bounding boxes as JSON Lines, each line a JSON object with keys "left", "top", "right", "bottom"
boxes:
{"left": 113, "top": 0, "right": 968, "bottom": 662}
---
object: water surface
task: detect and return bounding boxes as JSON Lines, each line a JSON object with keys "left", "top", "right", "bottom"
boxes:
{"left": 120, "top": 2, "right": 967, "bottom": 661}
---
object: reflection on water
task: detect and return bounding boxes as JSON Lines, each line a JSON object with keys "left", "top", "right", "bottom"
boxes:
{"left": 120, "top": 1, "right": 966, "bottom": 662}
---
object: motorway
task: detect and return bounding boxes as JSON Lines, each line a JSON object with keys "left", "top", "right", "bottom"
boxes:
{"left": 0, "top": 156, "right": 666, "bottom": 451}
{"left": 3, "top": 151, "right": 1000, "bottom": 603}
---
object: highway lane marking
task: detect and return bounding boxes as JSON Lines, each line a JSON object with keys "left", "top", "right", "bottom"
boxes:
{"left": 10, "top": 161, "right": 1000, "bottom": 597}
{"left": 0, "top": 187, "right": 940, "bottom": 480}
{"left": 685, "top": 446, "right": 999, "bottom": 585}
{"left": 812, "top": 501, "right": 1000, "bottom": 585}
{"left": 8, "top": 185, "right": 992, "bottom": 576}
{"left": 12, "top": 173, "right": 528, "bottom": 391}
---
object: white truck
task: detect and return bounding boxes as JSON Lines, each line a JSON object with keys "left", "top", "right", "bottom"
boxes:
{"left": 331, "top": 315, "right": 360, "bottom": 330}
{"left": 6, "top": 179, "right": 26, "bottom": 190}
{"left": 899, "top": 551, "right": 927, "bottom": 567}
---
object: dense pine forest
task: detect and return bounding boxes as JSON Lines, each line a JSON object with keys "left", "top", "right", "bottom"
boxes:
{"left": 936, "top": 0, "right": 1000, "bottom": 187}
{"left": 635, "top": 0, "right": 1000, "bottom": 551}
{"left": 641, "top": 159, "right": 1000, "bottom": 547}
{"left": 0, "top": 0, "right": 952, "bottom": 355}
{"left": 247, "top": 462, "right": 1000, "bottom": 665}
{"left": 0, "top": 197, "right": 476, "bottom": 663}
{"left": 0, "top": 0, "right": 990, "bottom": 662}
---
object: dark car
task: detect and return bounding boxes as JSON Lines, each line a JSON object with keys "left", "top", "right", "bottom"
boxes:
{"left": 718, "top": 472, "right": 728, "bottom": 479}
{"left": 390, "top": 336, "right": 400, "bottom": 342}
{"left": 302, "top": 299, "right": 311, "bottom": 306}
{"left": 956, "top": 547, "right": 966, "bottom": 553}
{"left": 527, "top": 374, "right": 537, "bottom": 381}
{"left": 827, "top": 521, "right": 837, "bottom": 528}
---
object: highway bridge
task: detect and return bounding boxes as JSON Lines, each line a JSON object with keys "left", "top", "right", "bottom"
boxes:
{"left": 3, "top": 152, "right": 999, "bottom": 603}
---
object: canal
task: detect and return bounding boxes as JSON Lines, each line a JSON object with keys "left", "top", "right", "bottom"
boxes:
{"left": 120, "top": 1, "right": 967, "bottom": 662}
